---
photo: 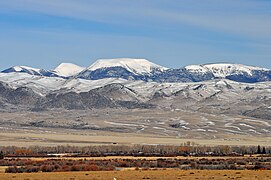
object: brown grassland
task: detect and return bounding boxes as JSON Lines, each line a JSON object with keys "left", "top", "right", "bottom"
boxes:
{"left": 0, "top": 155, "right": 271, "bottom": 180}
{"left": 0, "top": 169, "right": 271, "bottom": 180}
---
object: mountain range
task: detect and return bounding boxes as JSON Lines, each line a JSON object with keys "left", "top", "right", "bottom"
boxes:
{"left": 0, "top": 58, "right": 270, "bottom": 121}
{"left": 2, "top": 58, "right": 271, "bottom": 83}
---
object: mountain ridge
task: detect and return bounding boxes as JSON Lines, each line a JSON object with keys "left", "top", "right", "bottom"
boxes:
{"left": 1, "top": 58, "right": 271, "bottom": 83}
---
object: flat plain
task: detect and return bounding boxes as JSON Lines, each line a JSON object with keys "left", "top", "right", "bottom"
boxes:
{"left": 0, "top": 169, "right": 270, "bottom": 180}
{"left": 0, "top": 109, "right": 270, "bottom": 146}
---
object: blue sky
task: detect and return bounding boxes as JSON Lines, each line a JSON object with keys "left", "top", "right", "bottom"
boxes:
{"left": 0, "top": 0, "right": 271, "bottom": 70}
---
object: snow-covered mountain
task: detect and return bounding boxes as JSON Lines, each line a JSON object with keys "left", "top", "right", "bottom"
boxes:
{"left": 2, "top": 63, "right": 85, "bottom": 78}
{"left": 1, "top": 65, "right": 58, "bottom": 77}
{"left": 0, "top": 60, "right": 271, "bottom": 121}
{"left": 1, "top": 59, "right": 270, "bottom": 83}
{"left": 3, "top": 66, "right": 44, "bottom": 76}
{"left": 1, "top": 59, "right": 271, "bottom": 139}
{"left": 77, "top": 58, "right": 168, "bottom": 81}
{"left": 78, "top": 60, "right": 270, "bottom": 83}
{"left": 52, "top": 63, "right": 85, "bottom": 77}
{"left": 185, "top": 63, "right": 268, "bottom": 77}
{"left": 87, "top": 58, "right": 168, "bottom": 75}
{"left": 204, "top": 63, "right": 268, "bottom": 77}
{"left": 0, "top": 71, "right": 270, "bottom": 120}
{"left": 184, "top": 63, "right": 271, "bottom": 83}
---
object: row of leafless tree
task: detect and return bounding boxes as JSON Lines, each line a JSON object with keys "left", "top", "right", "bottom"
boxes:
{"left": 0, "top": 143, "right": 270, "bottom": 157}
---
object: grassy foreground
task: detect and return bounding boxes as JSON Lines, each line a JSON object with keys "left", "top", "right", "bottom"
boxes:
{"left": 0, "top": 169, "right": 270, "bottom": 180}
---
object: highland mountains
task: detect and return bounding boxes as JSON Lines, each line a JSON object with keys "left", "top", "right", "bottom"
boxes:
{"left": 0, "top": 58, "right": 270, "bottom": 121}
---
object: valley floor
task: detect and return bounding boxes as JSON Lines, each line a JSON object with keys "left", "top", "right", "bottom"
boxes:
{"left": 0, "top": 169, "right": 270, "bottom": 180}
{"left": 0, "top": 131, "right": 270, "bottom": 146}
{"left": 0, "top": 109, "right": 271, "bottom": 146}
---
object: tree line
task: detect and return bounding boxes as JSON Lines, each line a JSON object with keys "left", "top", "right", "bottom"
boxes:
{"left": 0, "top": 143, "right": 270, "bottom": 158}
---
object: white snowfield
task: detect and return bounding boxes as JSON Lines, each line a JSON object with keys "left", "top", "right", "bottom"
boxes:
{"left": 185, "top": 63, "right": 269, "bottom": 77}
{"left": 52, "top": 63, "right": 85, "bottom": 77}
{"left": 87, "top": 58, "right": 168, "bottom": 75}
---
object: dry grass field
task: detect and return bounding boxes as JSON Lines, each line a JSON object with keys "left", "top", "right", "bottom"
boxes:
{"left": 0, "top": 109, "right": 271, "bottom": 147}
{"left": 0, "top": 169, "right": 270, "bottom": 180}
{"left": 1, "top": 155, "right": 271, "bottom": 179}
{"left": 0, "top": 129, "right": 270, "bottom": 147}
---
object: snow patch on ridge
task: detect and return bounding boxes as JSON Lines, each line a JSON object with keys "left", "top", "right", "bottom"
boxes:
{"left": 185, "top": 65, "right": 209, "bottom": 73}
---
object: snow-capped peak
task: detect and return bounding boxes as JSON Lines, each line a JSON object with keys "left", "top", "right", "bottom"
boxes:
{"left": 13, "top": 66, "right": 41, "bottom": 72}
{"left": 185, "top": 63, "right": 269, "bottom": 78}
{"left": 2, "top": 65, "right": 43, "bottom": 75}
{"left": 87, "top": 58, "right": 168, "bottom": 75}
{"left": 52, "top": 63, "right": 85, "bottom": 77}
{"left": 203, "top": 63, "right": 269, "bottom": 77}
